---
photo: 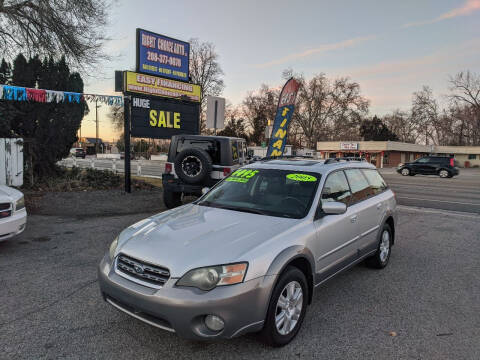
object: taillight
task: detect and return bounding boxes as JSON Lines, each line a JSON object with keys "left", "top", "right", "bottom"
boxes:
{"left": 450, "top": 158, "right": 454, "bottom": 167}
{"left": 223, "top": 167, "right": 231, "bottom": 176}
{"left": 165, "top": 162, "right": 172, "bottom": 174}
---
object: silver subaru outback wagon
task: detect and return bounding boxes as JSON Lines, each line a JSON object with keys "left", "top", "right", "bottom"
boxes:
{"left": 98, "top": 158, "right": 397, "bottom": 347}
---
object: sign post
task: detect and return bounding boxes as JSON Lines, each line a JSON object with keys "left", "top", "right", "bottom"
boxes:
{"left": 124, "top": 95, "right": 131, "bottom": 193}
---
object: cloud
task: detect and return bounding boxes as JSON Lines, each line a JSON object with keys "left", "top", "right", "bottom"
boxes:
{"left": 403, "top": 0, "right": 480, "bottom": 28}
{"left": 254, "top": 35, "right": 376, "bottom": 68}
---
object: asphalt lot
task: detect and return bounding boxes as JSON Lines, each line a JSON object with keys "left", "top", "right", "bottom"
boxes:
{"left": 380, "top": 168, "right": 480, "bottom": 214}
{"left": 1, "top": 189, "right": 480, "bottom": 359}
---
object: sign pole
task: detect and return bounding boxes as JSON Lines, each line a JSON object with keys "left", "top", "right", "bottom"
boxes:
{"left": 124, "top": 95, "right": 131, "bottom": 193}
{"left": 214, "top": 100, "right": 218, "bottom": 135}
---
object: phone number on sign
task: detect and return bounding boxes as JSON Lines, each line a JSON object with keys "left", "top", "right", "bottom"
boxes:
{"left": 146, "top": 51, "right": 182, "bottom": 67}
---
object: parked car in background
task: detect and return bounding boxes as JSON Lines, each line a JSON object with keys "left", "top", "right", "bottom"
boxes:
{"left": 99, "top": 157, "right": 397, "bottom": 346}
{"left": 396, "top": 156, "right": 459, "bottom": 178}
{"left": 0, "top": 185, "right": 27, "bottom": 241}
{"left": 162, "top": 135, "right": 249, "bottom": 208}
{"left": 70, "top": 148, "right": 86, "bottom": 159}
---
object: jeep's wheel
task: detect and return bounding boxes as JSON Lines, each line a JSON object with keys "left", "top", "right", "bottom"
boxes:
{"left": 401, "top": 168, "right": 410, "bottom": 176}
{"left": 163, "top": 191, "right": 182, "bottom": 209}
{"left": 366, "top": 223, "right": 392, "bottom": 269}
{"left": 261, "top": 266, "right": 308, "bottom": 347}
{"left": 174, "top": 148, "right": 212, "bottom": 184}
{"left": 439, "top": 169, "right": 449, "bottom": 178}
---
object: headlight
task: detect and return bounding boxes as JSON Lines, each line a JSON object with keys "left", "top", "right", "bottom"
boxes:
{"left": 397, "top": 163, "right": 404, "bottom": 167}
{"left": 15, "top": 196, "right": 25, "bottom": 211}
{"left": 109, "top": 236, "right": 119, "bottom": 260}
{"left": 176, "top": 263, "right": 248, "bottom": 291}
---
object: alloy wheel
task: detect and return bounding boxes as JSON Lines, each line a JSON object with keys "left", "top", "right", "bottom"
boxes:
{"left": 439, "top": 170, "right": 449, "bottom": 178}
{"left": 181, "top": 156, "right": 202, "bottom": 177}
{"left": 379, "top": 230, "right": 390, "bottom": 263}
{"left": 275, "top": 281, "right": 303, "bottom": 335}
{"left": 401, "top": 168, "right": 409, "bottom": 176}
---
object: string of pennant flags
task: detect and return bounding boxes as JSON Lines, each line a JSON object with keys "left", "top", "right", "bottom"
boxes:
{"left": 0, "top": 84, "right": 123, "bottom": 106}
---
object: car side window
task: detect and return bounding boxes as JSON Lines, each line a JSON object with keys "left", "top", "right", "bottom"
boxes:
{"left": 321, "top": 171, "right": 352, "bottom": 206}
{"left": 415, "top": 157, "right": 430, "bottom": 163}
{"left": 344, "top": 169, "right": 373, "bottom": 203}
{"left": 361, "top": 169, "right": 387, "bottom": 195}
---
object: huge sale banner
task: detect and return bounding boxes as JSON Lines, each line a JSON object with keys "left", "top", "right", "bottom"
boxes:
{"left": 266, "top": 78, "right": 300, "bottom": 157}
{"left": 136, "top": 28, "right": 190, "bottom": 82}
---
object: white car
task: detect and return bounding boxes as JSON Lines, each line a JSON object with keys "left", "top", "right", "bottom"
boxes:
{"left": 0, "top": 185, "right": 27, "bottom": 241}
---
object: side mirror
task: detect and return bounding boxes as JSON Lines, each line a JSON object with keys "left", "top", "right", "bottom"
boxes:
{"left": 321, "top": 201, "right": 347, "bottom": 215}
{"left": 201, "top": 187, "right": 210, "bottom": 195}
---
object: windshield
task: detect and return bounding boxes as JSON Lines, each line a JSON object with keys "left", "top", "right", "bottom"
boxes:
{"left": 197, "top": 168, "right": 321, "bottom": 219}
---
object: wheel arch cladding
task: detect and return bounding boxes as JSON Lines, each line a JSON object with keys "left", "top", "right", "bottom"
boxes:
{"left": 385, "top": 216, "right": 395, "bottom": 245}
{"left": 266, "top": 246, "right": 315, "bottom": 305}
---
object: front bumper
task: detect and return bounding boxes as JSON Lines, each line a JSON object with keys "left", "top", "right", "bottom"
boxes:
{"left": 0, "top": 208, "right": 27, "bottom": 241}
{"left": 98, "top": 254, "right": 274, "bottom": 339}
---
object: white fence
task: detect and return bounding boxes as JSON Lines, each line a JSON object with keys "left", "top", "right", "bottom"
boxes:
{"left": 1, "top": 138, "right": 23, "bottom": 186}
{"left": 58, "top": 158, "right": 166, "bottom": 178}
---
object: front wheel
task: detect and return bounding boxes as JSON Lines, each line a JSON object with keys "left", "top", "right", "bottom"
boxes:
{"left": 400, "top": 168, "right": 410, "bottom": 176}
{"left": 366, "top": 224, "right": 392, "bottom": 269}
{"left": 261, "top": 266, "right": 308, "bottom": 347}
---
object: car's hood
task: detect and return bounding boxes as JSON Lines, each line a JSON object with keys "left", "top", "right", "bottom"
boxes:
{"left": 0, "top": 185, "right": 22, "bottom": 202}
{"left": 116, "top": 204, "right": 297, "bottom": 278}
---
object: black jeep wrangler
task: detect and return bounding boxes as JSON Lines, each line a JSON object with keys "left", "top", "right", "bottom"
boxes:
{"left": 162, "top": 135, "right": 249, "bottom": 208}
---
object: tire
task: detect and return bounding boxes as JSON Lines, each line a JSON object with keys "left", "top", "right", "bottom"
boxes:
{"left": 366, "top": 223, "right": 392, "bottom": 269}
{"left": 163, "top": 190, "right": 182, "bottom": 209}
{"left": 400, "top": 168, "right": 410, "bottom": 176}
{"left": 438, "top": 169, "right": 450, "bottom": 178}
{"left": 261, "top": 266, "right": 308, "bottom": 347}
{"left": 174, "top": 148, "right": 212, "bottom": 184}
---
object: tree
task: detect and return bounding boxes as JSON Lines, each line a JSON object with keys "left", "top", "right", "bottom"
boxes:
{"left": 108, "top": 104, "right": 124, "bottom": 131}
{"left": 360, "top": 116, "right": 398, "bottom": 141}
{"left": 188, "top": 38, "right": 225, "bottom": 132}
{"left": 383, "top": 110, "right": 417, "bottom": 143}
{"left": 0, "top": 54, "right": 87, "bottom": 181}
{"left": 293, "top": 74, "right": 369, "bottom": 149}
{"left": 242, "top": 84, "right": 278, "bottom": 145}
{"left": 0, "top": 0, "right": 112, "bottom": 70}
{"left": 217, "top": 104, "right": 248, "bottom": 140}
{"left": 411, "top": 86, "right": 439, "bottom": 145}
{"left": 448, "top": 71, "right": 480, "bottom": 145}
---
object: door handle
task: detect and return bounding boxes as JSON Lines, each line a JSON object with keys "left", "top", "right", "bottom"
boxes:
{"left": 350, "top": 215, "right": 358, "bottom": 223}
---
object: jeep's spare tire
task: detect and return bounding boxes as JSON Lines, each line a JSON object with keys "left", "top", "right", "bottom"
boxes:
{"left": 174, "top": 148, "right": 212, "bottom": 184}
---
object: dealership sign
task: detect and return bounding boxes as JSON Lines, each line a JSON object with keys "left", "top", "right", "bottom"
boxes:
{"left": 136, "top": 28, "right": 190, "bottom": 82}
{"left": 130, "top": 95, "right": 200, "bottom": 139}
{"left": 340, "top": 142, "right": 359, "bottom": 150}
{"left": 124, "top": 71, "right": 201, "bottom": 103}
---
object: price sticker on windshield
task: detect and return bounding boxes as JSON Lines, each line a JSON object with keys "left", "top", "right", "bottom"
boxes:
{"left": 226, "top": 169, "right": 259, "bottom": 183}
{"left": 286, "top": 173, "right": 317, "bottom": 182}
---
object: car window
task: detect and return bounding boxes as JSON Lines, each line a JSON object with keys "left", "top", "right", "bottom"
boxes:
{"left": 361, "top": 169, "right": 387, "bottom": 195}
{"left": 321, "top": 171, "right": 352, "bottom": 206}
{"left": 176, "top": 139, "right": 220, "bottom": 163}
{"left": 231, "top": 141, "right": 239, "bottom": 163}
{"left": 415, "top": 157, "right": 430, "bottom": 163}
{"left": 344, "top": 169, "right": 373, "bottom": 203}
{"left": 197, "top": 168, "right": 320, "bottom": 219}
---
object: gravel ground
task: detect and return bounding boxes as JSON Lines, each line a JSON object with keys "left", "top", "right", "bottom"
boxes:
{"left": 0, "top": 193, "right": 479, "bottom": 359}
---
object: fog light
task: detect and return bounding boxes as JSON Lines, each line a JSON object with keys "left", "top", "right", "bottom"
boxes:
{"left": 205, "top": 315, "right": 224, "bottom": 331}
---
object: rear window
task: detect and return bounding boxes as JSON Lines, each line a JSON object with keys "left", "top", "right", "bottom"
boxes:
{"left": 176, "top": 139, "right": 220, "bottom": 163}
{"left": 344, "top": 169, "right": 373, "bottom": 203}
{"left": 361, "top": 169, "right": 387, "bottom": 195}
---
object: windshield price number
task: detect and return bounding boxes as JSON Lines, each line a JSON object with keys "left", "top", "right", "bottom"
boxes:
{"left": 286, "top": 173, "right": 317, "bottom": 182}
{"left": 226, "top": 169, "right": 259, "bottom": 183}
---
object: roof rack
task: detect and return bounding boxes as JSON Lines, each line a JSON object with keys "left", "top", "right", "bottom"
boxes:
{"left": 260, "top": 155, "right": 314, "bottom": 161}
{"left": 324, "top": 157, "right": 366, "bottom": 164}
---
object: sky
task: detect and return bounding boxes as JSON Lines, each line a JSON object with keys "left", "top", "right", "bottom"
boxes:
{"left": 81, "top": 0, "right": 480, "bottom": 141}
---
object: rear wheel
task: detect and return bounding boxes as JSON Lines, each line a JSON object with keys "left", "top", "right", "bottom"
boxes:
{"left": 261, "top": 266, "right": 308, "bottom": 347}
{"left": 366, "top": 224, "right": 392, "bottom": 269}
{"left": 163, "top": 191, "right": 182, "bottom": 209}
{"left": 400, "top": 168, "right": 410, "bottom": 176}
{"left": 439, "top": 169, "right": 450, "bottom": 178}
{"left": 174, "top": 148, "right": 212, "bottom": 184}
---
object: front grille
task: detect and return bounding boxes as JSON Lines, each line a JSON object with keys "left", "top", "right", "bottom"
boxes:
{"left": 116, "top": 254, "right": 170, "bottom": 287}
{"left": 0, "top": 203, "right": 11, "bottom": 211}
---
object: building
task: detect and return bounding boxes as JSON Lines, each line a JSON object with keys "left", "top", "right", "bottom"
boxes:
{"left": 316, "top": 141, "right": 480, "bottom": 168}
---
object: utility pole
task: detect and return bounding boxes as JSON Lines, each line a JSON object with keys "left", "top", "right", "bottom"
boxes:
{"left": 95, "top": 100, "right": 102, "bottom": 154}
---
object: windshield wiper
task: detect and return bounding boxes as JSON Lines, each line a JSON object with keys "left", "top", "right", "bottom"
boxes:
{"left": 197, "top": 202, "right": 268, "bottom": 215}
